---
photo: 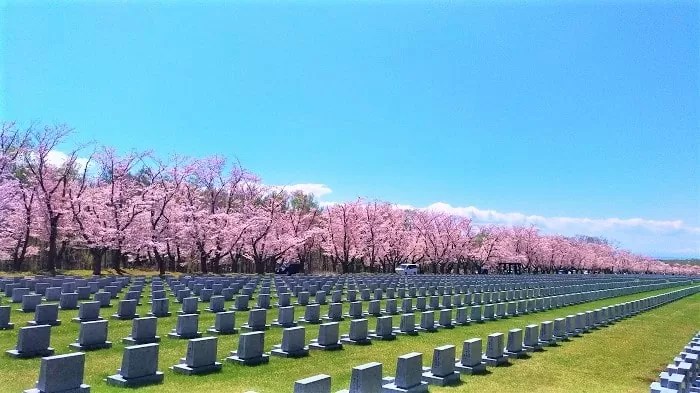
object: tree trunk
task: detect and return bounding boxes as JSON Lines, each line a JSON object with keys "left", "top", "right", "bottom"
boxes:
{"left": 90, "top": 248, "right": 104, "bottom": 276}
{"left": 111, "top": 248, "right": 125, "bottom": 274}
{"left": 254, "top": 256, "right": 265, "bottom": 274}
{"left": 46, "top": 216, "right": 60, "bottom": 275}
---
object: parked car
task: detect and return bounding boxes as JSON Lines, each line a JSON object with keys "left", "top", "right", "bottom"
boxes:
{"left": 395, "top": 263, "right": 419, "bottom": 275}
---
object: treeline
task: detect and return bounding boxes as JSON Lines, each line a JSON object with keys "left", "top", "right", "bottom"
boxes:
{"left": 1, "top": 122, "right": 697, "bottom": 276}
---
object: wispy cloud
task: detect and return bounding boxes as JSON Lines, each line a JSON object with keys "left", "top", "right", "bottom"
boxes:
{"left": 268, "top": 183, "right": 334, "bottom": 199}
{"left": 423, "top": 202, "right": 699, "bottom": 235}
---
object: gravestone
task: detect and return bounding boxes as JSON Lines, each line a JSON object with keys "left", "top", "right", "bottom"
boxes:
{"left": 7, "top": 325, "right": 55, "bottom": 358}
{"left": 523, "top": 324, "right": 543, "bottom": 352}
{"left": 417, "top": 311, "right": 437, "bottom": 332}
{"left": 20, "top": 294, "right": 42, "bottom": 313}
{"left": 23, "top": 352, "right": 90, "bottom": 393}
{"left": 505, "top": 328, "right": 527, "bottom": 359}
{"left": 94, "top": 291, "right": 111, "bottom": 308}
{"left": 438, "top": 309, "right": 454, "bottom": 329}
{"left": 483, "top": 333, "right": 509, "bottom": 366}
{"left": 29, "top": 304, "right": 61, "bottom": 326}
{"left": 0, "top": 306, "right": 14, "bottom": 329}
{"left": 294, "top": 374, "right": 331, "bottom": 393}
{"left": 369, "top": 316, "right": 396, "bottom": 341}
{"left": 72, "top": 301, "right": 102, "bottom": 323}
{"left": 208, "top": 311, "right": 238, "bottom": 334}
{"left": 271, "top": 326, "right": 310, "bottom": 358}
{"left": 70, "top": 320, "right": 112, "bottom": 350}
{"left": 325, "top": 303, "right": 344, "bottom": 322}
{"left": 345, "top": 302, "right": 365, "bottom": 319}
{"left": 341, "top": 319, "right": 372, "bottom": 345}
{"left": 172, "top": 337, "right": 222, "bottom": 375}
{"left": 299, "top": 304, "right": 321, "bottom": 324}
{"left": 421, "top": 345, "right": 460, "bottom": 386}
{"left": 226, "top": 331, "right": 270, "bottom": 365}
{"left": 168, "top": 314, "right": 202, "bottom": 339}
{"left": 149, "top": 297, "right": 171, "bottom": 317}
{"left": 179, "top": 297, "right": 200, "bottom": 315}
{"left": 106, "top": 343, "right": 165, "bottom": 387}
{"left": 273, "top": 306, "right": 297, "bottom": 328}
{"left": 111, "top": 299, "right": 139, "bottom": 320}
{"left": 539, "top": 321, "right": 557, "bottom": 346}
{"left": 123, "top": 317, "right": 161, "bottom": 345}
{"left": 395, "top": 313, "right": 418, "bottom": 336}
{"left": 382, "top": 352, "right": 429, "bottom": 393}
{"left": 455, "top": 307, "right": 469, "bottom": 326}
{"left": 454, "top": 338, "right": 487, "bottom": 374}
{"left": 337, "top": 362, "right": 382, "bottom": 393}
{"left": 242, "top": 308, "right": 270, "bottom": 331}
{"left": 470, "top": 306, "right": 483, "bottom": 323}
{"left": 59, "top": 293, "right": 79, "bottom": 310}
{"left": 310, "top": 322, "right": 343, "bottom": 350}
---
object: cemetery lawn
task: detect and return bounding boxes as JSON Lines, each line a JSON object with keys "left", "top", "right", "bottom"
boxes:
{"left": 0, "top": 284, "right": 697, "bottom": 393}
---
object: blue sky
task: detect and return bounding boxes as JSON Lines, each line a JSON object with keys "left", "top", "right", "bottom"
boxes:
{"left": 1, "top": 1, "right": 698, "bottom": 258}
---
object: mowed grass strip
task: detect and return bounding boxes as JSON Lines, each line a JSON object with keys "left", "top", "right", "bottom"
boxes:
{"left": 0, "top": 284, "right": 695, "bottom": 392}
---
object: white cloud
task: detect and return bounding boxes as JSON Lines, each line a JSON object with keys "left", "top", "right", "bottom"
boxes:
{"left": 45, "top": 150, "right": 92, "bottom": 172}
{"left": 270, "top": 183, "right": 333, "bottom": 199}
{"left": 423, "top": 202, "right": 699, "bottom": 235}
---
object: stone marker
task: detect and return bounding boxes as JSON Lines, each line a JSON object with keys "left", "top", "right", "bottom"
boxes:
{"left": 337, "top": 362, "right": 382, "bottom": 393}
{"left": 0, "top": 306, "right": 14, "bottom": 330}
{"left": 94, "top": 291, "right": 111, "bottom": 308}
{"left": 483, "top": 333, "right": 509, "bottom": 366}
{"left": 294, "top": 374, "right": 331, "bottom": 393}
{"left": 299, "top": 304, "right": 321, "bottom": 324}
{"left": 208, "top": 296, "right": 225, "bottom": 313}
{"left": 208, "top": 311, "right": 238, "bottom": 335}
{"left": 539, "top": 321, "right": 557, "bottom": 346}
{"left": 149, "top": 298, "right": 171, "bottom": 317}
{"left": 29, "top": 303, "right": 61, "bottom": 326}
{"left": 417, "top": 311, "right": 437, "bottom": 332}
{"left": 23, "top": 352, "right": 90, "bottom": 393}
{"left": 168, "top": 314, "right": 202, "bottom": 339}
{"left": 271, "top": 326, "right": 310, "bottom": 358}
{"left": 523, "top": 324, "right": 543, "bottom": 352}
{"left": 179, "top": 297, "right": 200, "bottom": 315}
{"left": 70, "top": 320, "right": 112, "bottom": 350}
{"left": 454, "top": 338, "right": 487, "bottom": 374}
{"left": 310, "top": 322, "right": 343, "bottom": 350}
{"left": 505, "top": 328, "right": 527, "bottom": 359}
{"left": 20, "top": 294, "right": 43, "bottom": 313}
{"left": 438, "top": 309, "right": 454, "bottom": 329}
{"left": 242, "top": 308, "right": 270, "bottom": 331}
{"left": 72, "top": 301, "right": 102, "bottom": 323}
{"left": 227, "top": 331, "right": 270, "bottom": 365}
{"left": 370, "top": 316, "right": 397, "bottom": 341}
{"left": 59, "top": 293, "right": 79, "bottom": 310}
{"left": 172, "top": 337, "right": 222, "bottom": 375}
{"left": 111, "top": 299, "right": 139, "bottom": 320}
{"left": 382, "top": 352, "right": 429, "bottom": 393}
{"left": 325, "top": 303, "right": 344, "bottom": 322}
{"left": 106, "top": 343, "right": 164, "bottom": 387}
{"left": 341, "top": 319, "right": 372, "bottom": 345}
{"left": 7, "top": 325, "right": 55, "bottom": 358}
{"left": 123, "top": 317, "right": 161, "bottom": 345}
{"left": 421, "top": 345, "right": 460, "bottom": 386}
{"left": 395, "top": 313, "right": 418, "bottom": 336}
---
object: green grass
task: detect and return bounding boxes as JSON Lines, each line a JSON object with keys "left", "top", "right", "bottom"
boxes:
{"left": 0, "top": 284, "right": 697, "bottom": 392}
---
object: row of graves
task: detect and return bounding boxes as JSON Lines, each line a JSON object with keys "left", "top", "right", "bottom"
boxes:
{"left": 650, "top": 331, "right": 700, "bottom": 393}
{"left": 0, "top": 273, "right": 696, "bottom": 392}
{"left": 12, "top": 283, "right": 699, "bottom": 392}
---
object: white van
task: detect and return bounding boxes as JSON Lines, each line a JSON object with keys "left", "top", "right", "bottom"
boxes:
{"left": 395, "top": 263, "right": 419, "bottom": 275}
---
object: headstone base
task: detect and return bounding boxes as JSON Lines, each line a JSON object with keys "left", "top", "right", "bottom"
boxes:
{"left": 207, "top": 327, "right": 237, "bottom": 335}
{"left": 122, "top": 336, "right": 161, "bottom": 345}
{"left": 240, "top": 324, "right": 270, "bottom": 332}
{"left": 24, "top": 384, "right": 90, "bottom": 393}
{"left": 523, "top": 344, "right": 543, "bottom": 352}
{"left": 171, "top": 362, "right": 223, "bottom": 375}
{"left": 270, "top": 346, "right": 310, "bottom": 358}
{"left": 167, "top": 331, "right": 202, "bottom": 339}
{"left": 27, "top": 320, "right": 61, "bottom": 327}
{"left": 69, "top": 341, "right": 113, "bottom": 351}
{"left": 0, "top": 323, "right": 14, "bottom": 330}
{"left": 368, "top": 333, "right": 397, "bottom": 341}
{"left": 177, "top": 311, "right": 200, "bottom": 315}
{"left": 538, "top": 339, "right": 558, "bottom": 347}
{"left": 340, "top": 336, "right": 372, "bottom": 346}
{"left": 482, "top": 355, "right": 509, "bottom": 366}
{"left": 146, "top": 312, "right": 172, "bottom": 318}
{"left": 71, "top": 317, "right": 104, "bottom": 323}
{"left": 454, "top": 361, "right": 487, "bottom": 375}
{"left": 111, "top": 314, "right": 139, "bottom": 321}
{"left": 105, "top": 372, "right": 164, "bottom": 387}
{"left": 309, "top": 341, "right": 344, "bottom": 351}
{"left": 6, "top": 348, "right": 55, "bottom": 359}
{"left": 415, "top": 326, "right": 438, "bottom": 333}
{"left": 505, "top": 350, "right": 529, "bottom": 359}
{"left": 421, "top": 370, "right": 460, "bottom": 386}
{"left": 225, "top": 353, "right": 270, "bottom": 366}
{"left": 393, "top": 329, "right": 419, "bottom": 336}
{"left": 297, "top": 319, "right": 321, "bottom": 325}
{"left": 381, "top": 380, "right": 429, "bottom": 393}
